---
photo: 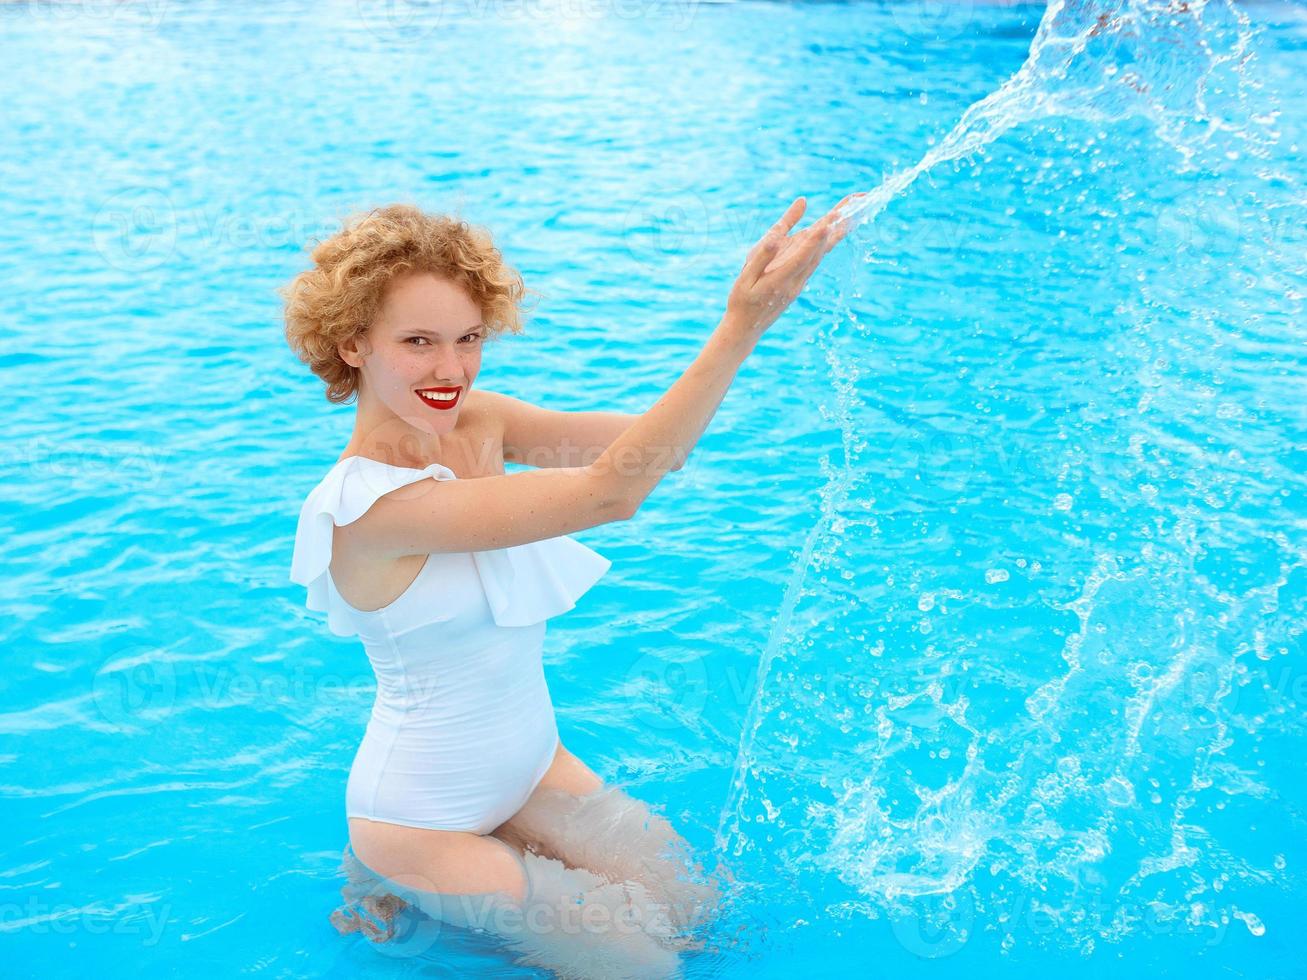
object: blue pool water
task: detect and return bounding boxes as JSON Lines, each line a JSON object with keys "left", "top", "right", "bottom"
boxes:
{"left": 2, "top": 0, "right": 1303, "bottom": 976}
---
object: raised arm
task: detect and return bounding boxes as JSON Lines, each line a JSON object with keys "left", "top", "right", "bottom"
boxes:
{"left": 591, "top": 193, "right": 861, "bottom": 515}
{"left": 340, "top": 194, "right": 858, "bottom": 560}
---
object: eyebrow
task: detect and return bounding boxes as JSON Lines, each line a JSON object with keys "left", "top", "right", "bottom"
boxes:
{"left": 401, "top": 323, "right": 486, "bottom": 337}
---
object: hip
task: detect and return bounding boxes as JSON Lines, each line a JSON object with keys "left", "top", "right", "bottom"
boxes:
{"left": 345, "top": 703, "right": 560, "bottom": 834}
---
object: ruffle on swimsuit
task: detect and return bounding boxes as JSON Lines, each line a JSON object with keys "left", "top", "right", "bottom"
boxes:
{"left": 289, "top": 456, "right": 612, "bottom": 637}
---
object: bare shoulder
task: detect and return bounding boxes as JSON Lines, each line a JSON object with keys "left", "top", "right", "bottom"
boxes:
{"left": 463, "top": 387, "right": 513, "bottom": 430}
{"left": 464, "top": 388, "right": 547, "bottom": 443}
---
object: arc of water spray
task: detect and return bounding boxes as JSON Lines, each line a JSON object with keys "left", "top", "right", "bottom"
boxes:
{"left": 713, "top": 340, "right": 860, "bottom": 855}
{"left": 713, "top": 0, "right": 1078, "bottom": 857}
{"left": 712, "top": 0, "right": 1254, "bottom": 859}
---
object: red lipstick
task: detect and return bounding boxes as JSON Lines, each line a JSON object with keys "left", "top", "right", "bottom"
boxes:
{"left": 415, "top": 386, "right": 461, "bottom": 411}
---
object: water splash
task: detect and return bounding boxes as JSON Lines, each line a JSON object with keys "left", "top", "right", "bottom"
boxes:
{"left": 836, "top": 0, "right": 1268, "bottom": 234}
{"left": 717, "top": 0, "right": 1302, "bottom": 954}
{"left": 715, "top": 288, "right": 866, "bottom": 855}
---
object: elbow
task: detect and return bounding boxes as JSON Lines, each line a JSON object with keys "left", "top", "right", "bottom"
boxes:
{"left": 593, "top": 497, "right": 637, "bottom": 524}
{"left": 601, "top": 484, "right": 643, "bottom": 522}
{"left": 611, "top": 494, "right": 641, "bottom": 522}
{"left": 588, "top": 481, "right": 640, "bottom": 523}
{"left": 584, "top": 462, "right": 642, "bottom": 522}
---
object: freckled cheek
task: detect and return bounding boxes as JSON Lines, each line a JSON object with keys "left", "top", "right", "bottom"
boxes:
{"left": 462, "top": 350, "right": 483, "bottom": 385}
{"left": 375, "top": 365, "right": 415, "bottom": 403}
{"left": 391, "top": 352, "right": 428, "bottom": 380}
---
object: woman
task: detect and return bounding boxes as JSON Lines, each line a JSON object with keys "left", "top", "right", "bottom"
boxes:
{"left": 283, "top": 193, "right": 859, "bottom": 975}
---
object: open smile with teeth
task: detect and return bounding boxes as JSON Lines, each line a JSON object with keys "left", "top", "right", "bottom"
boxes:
{"left": 416, "top": 386, "right": 462, "bottom": 410}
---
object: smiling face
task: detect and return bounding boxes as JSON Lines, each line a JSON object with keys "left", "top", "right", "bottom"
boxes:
{"left": 339, "top": 273, "right": 486, "bottom": 440}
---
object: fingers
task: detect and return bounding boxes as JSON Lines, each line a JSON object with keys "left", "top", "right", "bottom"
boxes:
{"left": 774, "top": 195, "right": 807, "bottom": 235}
{"left": 781, "top": 234, "right": 828, "bottom": 286}
{"left": 741, "top": 236, "right": 784, "bottom": 282}
{"left": 741, "top": 196, "right": 807, "bottom": 280}
{"left": 785, "top": 190, "right": 865, "bottom": 250}
{"left": 743, "top": 191, "right": 865, "bottom": 283}
{"left": 832, "top": 190, "right": 869, "bottom": 212}
{"left": 816, "top": 191, "right": 868, "bottom": 241}
{"left": 763, "top": 223, "right": 835, "bottom": 278}
{"left": 831, "top": 190, "right": 869, "bottom": 214}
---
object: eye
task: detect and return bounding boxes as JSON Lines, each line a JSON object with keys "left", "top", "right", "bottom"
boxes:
{"left": 405, "top": 337, "right": 429, "bottom": 346}
{"left": 458, "top": 332, "right": 483, "bottom": 344}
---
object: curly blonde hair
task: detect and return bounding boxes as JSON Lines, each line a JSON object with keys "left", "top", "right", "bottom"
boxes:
{"left": 281, "top": 204, "right": 535, "bottom": 404}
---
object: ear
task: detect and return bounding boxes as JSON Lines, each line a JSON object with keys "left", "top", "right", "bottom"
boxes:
{"left": 337, "top": 331, "right": 371, "bottom": 369}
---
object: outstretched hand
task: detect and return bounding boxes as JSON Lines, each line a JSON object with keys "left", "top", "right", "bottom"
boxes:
{"left": 725, "top": 191, "right": 869, "bottom": 336}
{"left": 762, "top": 191, "right": 866, "bottom": 276}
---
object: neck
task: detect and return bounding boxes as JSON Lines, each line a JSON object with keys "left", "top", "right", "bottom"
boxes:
{"left": 342, "top": 389, "right": 455, "bottom": 468}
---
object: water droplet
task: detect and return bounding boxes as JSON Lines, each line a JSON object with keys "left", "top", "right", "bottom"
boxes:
{"left": 1104, "top": 775, "right": 1135, "bottom": 807}
{"left": 985, "top": 568, "right": 1010, "bottom": 584}
{"left": 1054, "top": 493, "right": 1073, "bottom": 511}
{"left": 1232, "top": 909, "right": 1265, "bottom": 937}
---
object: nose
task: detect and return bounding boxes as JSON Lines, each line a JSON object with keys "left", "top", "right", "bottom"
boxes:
{"left": 433, "top": 344, "right": 464, "bottom": 384}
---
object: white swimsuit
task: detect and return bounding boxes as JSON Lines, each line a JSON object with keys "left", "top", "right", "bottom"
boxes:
{"left": 289, "top": 455, "right": 610, "bottom": 834}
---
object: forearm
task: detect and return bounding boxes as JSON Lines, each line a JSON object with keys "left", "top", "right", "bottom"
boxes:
{"left": 589, "top": 314, "right": 756, "bottom": 512}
